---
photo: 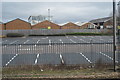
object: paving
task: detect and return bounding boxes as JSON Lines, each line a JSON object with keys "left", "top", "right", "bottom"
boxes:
{"left": 1, "top": 36, "right": 114, "bottom": 44}
{"left": 1, "top": 36, "right": 120, "bottom": 67}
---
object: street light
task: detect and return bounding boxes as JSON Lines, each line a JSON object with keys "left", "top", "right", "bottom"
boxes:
{"left": 113, "top": 0, "right": 117, "bottom": 72}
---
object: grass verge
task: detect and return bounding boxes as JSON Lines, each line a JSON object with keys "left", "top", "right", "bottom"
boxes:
{"left": 2, "top": 65, "right": 120, "bottom": 79}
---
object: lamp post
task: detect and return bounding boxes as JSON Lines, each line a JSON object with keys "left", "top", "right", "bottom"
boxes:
{"left": 113, "top": 0, "right": 117, "bottom": 72}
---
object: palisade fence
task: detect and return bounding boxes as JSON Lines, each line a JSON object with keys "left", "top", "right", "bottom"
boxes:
{"left": 118, "top": 29, "right": 120, "bottom": 65}
{"left": 1, "top": 29, "right": 111, "bottom": 36}
{"left": 2, "top": 42, "right": 115, "bottom": 67}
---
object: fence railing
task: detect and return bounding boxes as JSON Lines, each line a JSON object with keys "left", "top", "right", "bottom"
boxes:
{"left": 2, "top": 42, "right": 117, "bottom": 67}
{"left": 2, "top": 43, "right": 113, "bottom": 54}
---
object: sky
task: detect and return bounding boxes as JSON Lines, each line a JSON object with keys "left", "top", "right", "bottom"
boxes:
{"left": 1, "top": 1, "right": 119, "bottom": 24}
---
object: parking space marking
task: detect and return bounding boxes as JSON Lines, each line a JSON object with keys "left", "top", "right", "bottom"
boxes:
{"left": 9, "top": 40, "right": 18, "bottom": 44}
{"left": 42, "top": 37, "right": 48, "bottom": 39}
{"left": 59, "top": 39, "right": 63, "bottom": 44}
{"left": 80, "top": 53, "right": 92, "bottom": 63}
{"left": 99, "top": 52, "right": 118, "bottom": 63}
{"left": 34, "top": 54, "right": 40, "bottom": 65}
{"left": 37, "top": 40, "right": 40, "bottom": 43}
{"left": 70, "top": 39, "right": 76, "bottom": 43}
{"left": 5, "top": 54, "right": 18, "bottom": 66}
{"left": 73, "top": 36, "right": 77, "bottom": 38}
{"left": 79, "top": 39, "right": 87, "bottom": 43}
{"left": 24, "top": 40, "right": 30, "bottom": 44}
{"left": 49, "top": 39, "right": 51, "bottom": 46}
{"left": 59, "top": 54, "right": 64, "bottom": 64}
{"left": 66, "top": 36, "right": 69, "bottom": 38}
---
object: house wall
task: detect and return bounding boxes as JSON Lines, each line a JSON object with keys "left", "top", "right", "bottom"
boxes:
{"left": 32, "top": 20, "right": 60, "bottom": 29}
{"left": 0, "top": 24, "right": 5, "bottom": 30}
{"left": 103, "top": 20, "right": 113, "bottom": 28}
{"left": 61, "top": 22, "right": 80, "bottom": 29}
{"left": 5, "top": 19, "right": 31, "bottom": 30}
{"left": 80, "top": 23, "right": 91, "bottom": 29}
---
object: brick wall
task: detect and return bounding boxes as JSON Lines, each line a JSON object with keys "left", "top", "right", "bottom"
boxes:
{"left": 5, "top": 19, "right": 31, "bottom": 30}
{"left": 32, "top": 20, "right": 60, "bottom": 29}
{"left": 0, "top": 24, "right": 5, "bottom": 30}
{"left": 103, "top": 20, "right": 113, "bottom": 28}
{"left": 80, "top": 23, "right": 90, "bottom": 29}
{"left": 61, "top": 22, "right": 80, "bottom": 29}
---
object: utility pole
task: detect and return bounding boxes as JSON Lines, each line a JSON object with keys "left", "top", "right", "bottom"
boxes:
{"left": 48, "top": 9, "right": 50, "bottom": 21}
{"left": 113, "top": 0, "right": 117, "bottom": 72}
{"left": 118, "top": 1, "right": 120, "bottom": 26}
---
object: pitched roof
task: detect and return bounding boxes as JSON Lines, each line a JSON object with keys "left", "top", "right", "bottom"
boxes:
{"left": 62, "top": 22, "right": 80, "bottom": 27}
{"left": 5, "top": 18, "right": 30, "bottom": 24}
{"left": 33, "top": 20, "right": 59, "bottom": 26}
{"left": 90, "top": 17, "right": 112, "bottom": 23}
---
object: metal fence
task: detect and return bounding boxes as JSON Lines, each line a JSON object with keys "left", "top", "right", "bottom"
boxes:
{"left": 2, "top": 42, "right": 115, "bottom": 67}
{"left": 118, "top": 29, "right": 120, "bottom": 65}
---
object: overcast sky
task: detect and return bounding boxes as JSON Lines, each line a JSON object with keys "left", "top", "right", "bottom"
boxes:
{"left": 1, "top": 2, "right": 116, "bottom": 23}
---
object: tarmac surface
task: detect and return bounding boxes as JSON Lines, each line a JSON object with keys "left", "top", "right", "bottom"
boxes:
{"left": 1, "top": 36, "right": 119, "bottom": 67}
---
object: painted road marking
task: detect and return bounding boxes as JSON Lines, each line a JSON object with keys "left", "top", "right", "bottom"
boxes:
{"left": 59, "top": 54, "right": 64, "bottom": 64}
{"left": 9, "top": 40, "right": 18, "bottom": 44}
{"left": 49, "top": 39, "right": 51, "bottom": 46}
{"left": 66, "top": 36, "right": 68, "bottom": 38}
{"left": 24, "top": 40, "right": 30, "bottom": 44}
{"left": 42, "top": 37, "right": 48, "bottom": 39}
{"left": 99, "top": 52, "right": 118, "bottom": 63}
{"left": 34, "top": 54, "right": 40, "bottom": 65}
{"left": 79, "top": 39, "right": 87, "bottom": 43}
{"left": 37, "top": 40, "right": 40, "bottom": 43}
{"left": 59, "top": 39, "right": 63, "bottom": 44}
{"left": 70, "top": 39, "right": 76, "bottom": 43}
{"left": 18, "top": 48, "right": 43, "bottom": 50}
{"left": 5, "top": 54, "right": 18, "bottom": 66}
{"left": 80, "top": 53, "right": 92, "bottom": 63}
{"left": 73, "top": 36, "right": 77, "bottom": 38}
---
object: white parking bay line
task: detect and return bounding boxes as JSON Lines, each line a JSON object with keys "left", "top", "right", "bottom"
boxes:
{"left": 70, "top": 39, "right": 76, "bottom": 43}
{"left": 73, "top": 36, "right": 77, "bottom": 38}
{"left": 37, "top": 40, "right": 40, "bottom": 43}
{"left": 9, "top": 40, "right": 18, "bottom": 44}
{"left": 34, "top": 54, "right": 40, "bottom": 65}
{"left": 59, "top": 39, "right": 63, "bottom": 44}
{"left": 5, "top": 54, "right": 18, "bottom": 66}
{"left": 66, "top": 36, "right": 69, "bottom": 38}
{"left": 42, "top": 37, "right": 48, "bottom": 39}
{"left": 24, "top": 40, "right": 30, "bottom": 44}
{"left": 80, "top": 53, "right": 92, "bottom": 63}
{"left": 99, "top": 52, "right": 118, "bottom": 63}
{"left": 49, "top": 39, "right": 51, "bottom": 46}
{"left": 59, "top": 54, "right": 64, "bottom": 64}
{"left": 79, "top": 39, "right": 87, "bottom": 43}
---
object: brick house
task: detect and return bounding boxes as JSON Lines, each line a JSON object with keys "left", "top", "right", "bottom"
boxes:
{"left": 103, "top": 20, "right": 113, "bottom": 29}
{"left": 90, "top": 17, "right": 112, "bottom": 29}
{"left": 32, "top": 20, "right": 60, "bottom": 29}
{"left": 80, "top": 22, "right": 97, "bottom": 29}
{"left": 5, "top": 18, "right": 31, "bottom": 30}
{"left": 0, "top": 22, "right": 5, "bottom": 30}
{"left": 61, "top": 22, "right": 80, "bottom": 29}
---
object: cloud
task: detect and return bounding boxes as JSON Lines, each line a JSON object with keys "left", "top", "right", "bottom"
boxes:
{"left": 2, "top": 2, "right": 113, "bottom": 23}
{"left": 2, "top": 0, "right": 118, "bottom": 2}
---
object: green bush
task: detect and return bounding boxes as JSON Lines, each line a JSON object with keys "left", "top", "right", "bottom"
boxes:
{"left": 28, "top": 32, "right": 112, "bottom": 36}
{"left": 6, "top": 33, "right": 24, "bottom": 37}
{"left": 29, "top": 34, "right": 66, "bottom": 36}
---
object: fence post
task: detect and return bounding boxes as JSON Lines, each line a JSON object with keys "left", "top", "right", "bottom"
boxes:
{"left": 90, "top": 39, "right": 93, "bottom": 68}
